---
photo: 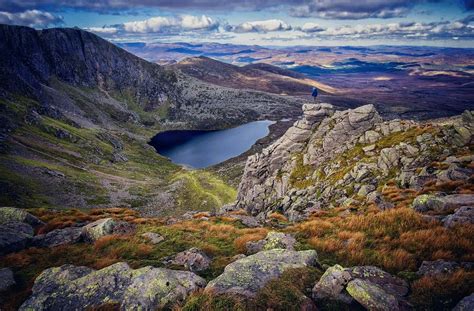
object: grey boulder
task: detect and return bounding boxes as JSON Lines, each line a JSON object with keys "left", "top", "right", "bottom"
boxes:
{"left": 0, "top": 222, "right": 34, "bottom": 255}
{"left": 0, "top": 207, "right": 44, "bottom": 227}
{"left": 81, "top": 218, "right": 136, "bottom": 242}
{"left": 20, "top": 262, "right": 206, "bottom": 311}
{"left": 32, "top": 227, "right": 83, "bottom": 248}
{"left": 205, "top": 249, "right": 318, "bottom": 297}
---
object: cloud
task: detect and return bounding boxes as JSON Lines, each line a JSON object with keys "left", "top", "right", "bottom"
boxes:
{"left": 122, "top": 15, "right": 219, "bottom": 33}
{"left": 0, "top": 0, "right": 304, "bottom": 13}
{"left": 300, "top": 23, "right": 326, "bottom": 33}
{"left": 306, "top": 19, "right": 474, "bottom": 40}
{"left": 85, "top": 27, "right": 118, "bottom": 34}
{"left": 0, "top": 9, "right": 63, "bottom": 27}
{"left": 290, "top": 0, "right": 424, "bottom": 19}
{"left": 232, "top": 19, "right": 292, "bottom": 33}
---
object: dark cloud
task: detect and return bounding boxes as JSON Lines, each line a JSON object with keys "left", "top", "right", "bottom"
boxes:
{"left": 289, "top": 0, "right": 423, "bottom": 19}
{"left": 0, "top": 9, "right": 63, "bottom": 27}
{"left": 0, "top": 0, "right": 304, "bottom": 13}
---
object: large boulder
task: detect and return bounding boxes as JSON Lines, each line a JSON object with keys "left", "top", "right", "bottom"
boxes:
{"left": 20, "top": 262, "right": 206, "bottom": 310}
{"left": 0, "top": 268, "right": 15, "bottom": 292}
{"left": 32, "top": 227, "right": 83, "bottom": 248}
{"left": 81, "top": 218, "right": 136, "bottom": 242}
{"left": 245, "top": 231, "right": 296, "bottom": 254}
{"left": 346, "top": 266, "right": 409, "bottom": 299}
{"left": 205, "top": 249, "right": 318, "bottom": 297}
{"left": 169, "top": 248, "right": 211, "bottom": 272}
{"left": 0, "top": 207, "right": 44, "bottom": 227}
{"left": 312, "top": 265, "right": 409, "bottom": 310}
{"left": 0, "top": 222, "right": 34, "bottom": 255}
{"left": 346, "top": 278, "right": 399, "bottom": 311}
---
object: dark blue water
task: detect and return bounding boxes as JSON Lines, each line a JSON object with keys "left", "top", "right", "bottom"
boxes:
{"left": 149, "top": 120, "right": 274, "bottom": 168}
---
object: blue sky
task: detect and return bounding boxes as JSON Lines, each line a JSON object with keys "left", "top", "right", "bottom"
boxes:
{"left": 0, "top": 1, "right": 473, "bottom": 47}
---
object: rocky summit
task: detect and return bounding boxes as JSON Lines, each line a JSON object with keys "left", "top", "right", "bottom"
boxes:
{"left": 236, "top": 103, "right": 474, "bottom": 222}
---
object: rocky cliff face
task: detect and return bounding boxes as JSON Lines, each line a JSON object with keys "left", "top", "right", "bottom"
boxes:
{"left": 0, "top": 24, "right": 301, "bottom": 130}
{"left": 237, "top": 103, "right": 473, "bottom": 221}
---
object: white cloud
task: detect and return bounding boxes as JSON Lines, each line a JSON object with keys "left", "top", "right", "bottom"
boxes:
{"left": 301, "top": 23, "right": 326, "bottom": 33}
{"left": 233, "top": 19, "right": 292, "bottom": 33}
{"left": 86, "top": 27, "right": 118, "bottom": 34}
{"left": 0, "top": 9, "right": 62, "bottom": 27}
{"left": 123, "top": 15, "right": 218, "bottom": 33}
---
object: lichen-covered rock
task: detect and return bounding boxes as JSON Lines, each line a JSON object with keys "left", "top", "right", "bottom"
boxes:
{"left": 346, "top": 278, "right": 399, "bottom": 311}
{"left": 20, "top": 262, "right": 206, "bottom": 310}
{"left": 0, "top": 207, "right": 44, "bottom": 227}
{"left": 0, "top": 268, "right": 15, "bottom": 292}
{"left": 347, "top": 266, "right": 409, "bottom": 299}
{"left": 141, "top": 232, "right": 164, "bottom": 244}
{"left": 312, "top": 264, "right": 353, "bottom": 303}
{"left": 0, "top": 222, "right": 34, "bottom": 255}
{"left": 81, "top": 218, "right": 136, "bottom": 242}
{"left": 170, "top": 248, "right": 211, "bottom": 272}
{"left": 453, "top": 293, "right": 474, "bottom": 311}
{"left": 205, "top": 249, "right": 318, "bottom": 297}
{"left": 32, "top": 227, "right": 83, "bottom": 248}
{"left": 414, "top": 194, "right": 474, "bottom": 213}
{"left": 245, "top": 231, "right": 296, "bottom": 254}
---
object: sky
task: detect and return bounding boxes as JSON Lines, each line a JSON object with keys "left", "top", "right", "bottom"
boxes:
{"left": 0, "top": 1, "right": 473, "bottom": 47}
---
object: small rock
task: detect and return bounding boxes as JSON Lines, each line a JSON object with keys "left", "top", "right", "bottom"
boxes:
{"left": 346, "top": 278, "right": 399, "bottom": 311}
{"left": 142, "top": 232, "right": 164, "bottom": 244}
{"left": 32, "top": 227, "right": 83, "bottom": 248}
{"left": 171, "top": 248, "right": 211, "bottom": 272}
{"left": 0, "top": 268, "right": 15, "bottom": 292}
{"left": 206, "top": 249, "right": 318, "bottom": 297}
{"left": 228, "top": 214, "right": 261, "bottom": 228}
{"left": 245, "top": 231, "right": 296, "bottom": 254}
{"left": 417, "top": 260, "right": 461, "bottom": 277}
{"left": 443, "top": 206, "right": 474, "bottom": 228}
{"left": 0, "top": 207, "right": 44, "bottom": 227}
{"left": 312, "top": 264, "right": 353, "bottom": 303}
{"left": 81, "top": 218, "right": 136, "bottom": 242}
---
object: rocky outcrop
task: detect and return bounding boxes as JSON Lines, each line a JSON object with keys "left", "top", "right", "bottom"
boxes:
{"left": 205, "top": 249, "right": 318, "bottom": 297}
{"left": 0, "top": 207, "right": 44, "bottom": 227}
{"left": 312, "top": 264, "right": 409, "bottom": 310}
{"left": 236, "top": 102, "right": 474, "bottom": 221}
{"left": 20, "top": 262, "right": 206, "bottom": 310}
{"left": 81, "top": 218, "right": 136, "bottom": 242}
{"left": 0, "top": 222, "right": 34, "bottom": 255}
{"left": 245, "top": 231, "right": 296, "bottom": 254}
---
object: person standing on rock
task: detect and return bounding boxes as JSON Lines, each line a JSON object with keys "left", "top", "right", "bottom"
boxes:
{"left": 311, "top": 87, "right": 319, "bottom": 103}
